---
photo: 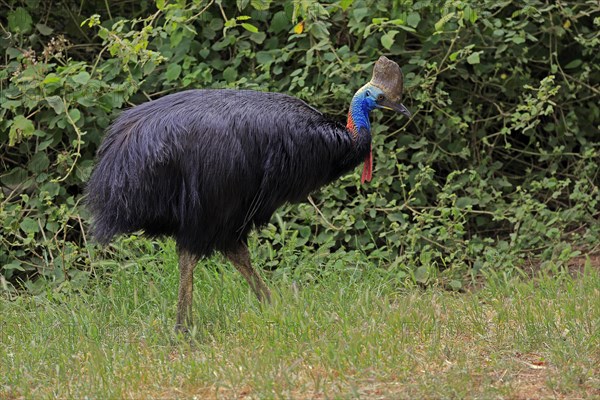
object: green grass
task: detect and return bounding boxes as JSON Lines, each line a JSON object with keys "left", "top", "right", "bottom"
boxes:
{"left": 1, "top": 242, "right": 599, "bottom": 399}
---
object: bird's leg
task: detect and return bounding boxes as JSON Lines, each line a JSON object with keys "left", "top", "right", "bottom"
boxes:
{"left": 175, "top": 247, "right": 200, "bottom": 333}
{"left": 225, "top": 243, "right": 271, "bottom": 303}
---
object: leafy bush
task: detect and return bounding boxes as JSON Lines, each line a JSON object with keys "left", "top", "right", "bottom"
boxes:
{"left": 1, "top": 0, "right": 598, "bottom": 291}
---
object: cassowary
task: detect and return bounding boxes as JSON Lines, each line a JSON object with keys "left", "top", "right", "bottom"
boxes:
{"left": 86, "top": 56, "right": 410, "bottom": 332}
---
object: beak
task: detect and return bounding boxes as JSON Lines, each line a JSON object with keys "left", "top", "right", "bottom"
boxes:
{"left": 378, "top": 98, "right": 411, "bottom": 118}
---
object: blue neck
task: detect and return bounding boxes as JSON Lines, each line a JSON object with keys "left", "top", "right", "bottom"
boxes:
{"left": 348, "top": 85, "right": 378, "bottom": 132}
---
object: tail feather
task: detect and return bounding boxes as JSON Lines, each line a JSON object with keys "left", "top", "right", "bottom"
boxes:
{"left": 85, "top": 107, "right": 181, "bottom": 244}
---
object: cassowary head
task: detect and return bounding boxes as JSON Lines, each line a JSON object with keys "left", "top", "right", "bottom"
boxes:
{"left": 348, "top": 56, "right": 411, "bottom": 184}
{"left": 354, "top": 56, "right": 411, "bottom": 118}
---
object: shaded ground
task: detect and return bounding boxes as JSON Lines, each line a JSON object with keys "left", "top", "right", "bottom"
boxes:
{"left": 521, "top": 249, "right": 600, "bottom": 278}
{"left": 567, "top": 251, "right": 600, "bottom": 274}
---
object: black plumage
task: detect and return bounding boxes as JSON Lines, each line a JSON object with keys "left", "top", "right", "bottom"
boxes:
{"left": 86, "top": 56, "right": 409, "bottom": 331}
{"left": 87, "top": 90, "right": 369, "bottom": 257}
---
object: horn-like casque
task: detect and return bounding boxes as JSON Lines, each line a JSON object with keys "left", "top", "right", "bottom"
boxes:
{"left": 370, "top": 56, "right": 404, "bottom": 102}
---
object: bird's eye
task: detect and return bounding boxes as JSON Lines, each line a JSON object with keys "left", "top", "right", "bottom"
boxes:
{"left": 377, "top": 94, "right": 385, "bottom": 101}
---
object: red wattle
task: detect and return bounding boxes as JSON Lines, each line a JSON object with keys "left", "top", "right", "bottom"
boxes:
{"left": 361, "top": 145, "right": 373, "bottom": 184}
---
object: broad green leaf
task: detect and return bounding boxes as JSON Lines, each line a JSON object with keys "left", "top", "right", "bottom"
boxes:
{"left": 0, "top": 167, "right": 27, "bottom": 186}
{"left": 310, "top": 22, "right": 330, "bottom": 40}
{"left": 564, "top": 59, "right": 582, "bottom": 69}
{"left": 381, "top": 34, "right": 394, "bottom": 50}
{"left": 72, "top": 71, "right": 91, "bottom": 85}
{"left": 381, "top": 31, "right": 398, "bottom": 50}
{"left": 38, "top": 138, "right": 54, "bottom": 151}
{"left": 250, "top": 0, "right": 270, "bottom": 11}
{"left": 449, "top": 280, "right": 462, "bottom": 291}
{"left": 250, "top": 31, "right": 266, "bottom": 44}
{"left": 40, "top": 182, "right": 61, "bottom": 197}
{"left": 43, "top": 74, "right": 62, "bottom": 85}
{"left": 20, "top": 217, "right": 39, "bottom": 234}
{"left": 256, "top": 51, "right": 274, "bottom": 64}
{"left": 209, "top": 18, "right": 223, "bottom": 30}
{"left": 3, "top": 261, "right": 24, "bottom": 272}
{"left": 414, "top": 266, "right": 429, "bottom": 283}
{"left": 455, "top": 197, "right": 474, "bottom": 208}
{"left": 8, "top": 7, "right": 33, "bottom": 33}
{"left": 170, "top": 30, "right": 184, "bottom": 47}
{"left": 9, "top": 115, "right": 35, "bottom": 146}
{"left": 340, "top": 0, "right": 353, "bottom": 11}
{"left": 75, "top": 160, "right": 94, "bottom": 182}
{"left": 211, "top": 38, "right": 230, "bottom": 51}
{"left": 407, "top": 12, "right": 421, "bottom": 28}
{"left": 353, "top": 7, "right": 369, "bottom": 23}
{"left": 464, "top": 6, "right": 478, "bottom": 24}
{"left": 46, "top": 221, "right": 60, "bottom": 233}
{"left": 6, "top": 47, "right": 21, "bottom": 59}
{"left": 36, "top": 23, "right": 53, "bottom": 35}
{"left": 223, "top": 66, "right": 238, "bottom": 82}
{"left": 467, "top": 52, "right": 480, "bottom": 64}
{"left": 387, "top": 213, "right": 405, "bottom": 222}
{"left": 68, "top": 108, "right": 81, "bottom": 123}
{"left": 1, "top": 99, "right": 20, "bottom": 111}
{"left": 143, "top": 61, "right": 157, "bottom": 75}
{"left": 165, "top": 63, "right": 182, "bottom": 81}
{"left": 28, "top": 152, "right": 50, "bottom": 173}
{"left": 270, "top": 11, "right": 288, "bottom": 33}
{"left": 46, "top": 96, "right": 65, "bottom": 114}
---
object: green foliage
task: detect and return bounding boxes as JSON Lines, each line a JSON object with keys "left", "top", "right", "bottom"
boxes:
{"left": 0, "top": 0, "right": 598, "bottom": 290}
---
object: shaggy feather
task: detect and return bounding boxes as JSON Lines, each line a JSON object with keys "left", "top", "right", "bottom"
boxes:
{"left": 86, "top": 89, "right": 371, "bottom": 256}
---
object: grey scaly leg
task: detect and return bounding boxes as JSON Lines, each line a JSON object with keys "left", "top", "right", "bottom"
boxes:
{"left": 225, "top": 242, "right": 271, "bottom": 303}
{"left": 175, "top": 246, "right": 200, "bottom": 332}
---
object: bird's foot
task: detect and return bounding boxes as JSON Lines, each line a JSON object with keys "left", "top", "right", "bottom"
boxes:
{"left": 174, "top": 323, "right": 191, "bottom": 336}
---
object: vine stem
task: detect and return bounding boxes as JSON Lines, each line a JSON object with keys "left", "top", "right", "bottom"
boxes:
{"left": 55, "top": 97, "right": 83, "bottom": 183}
{"left": 308, "top": 195, "right": 342, "bottom": 231}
